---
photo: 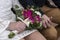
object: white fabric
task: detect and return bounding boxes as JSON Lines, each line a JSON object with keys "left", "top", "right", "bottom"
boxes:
{"left": 0, "top": 0, "right": 36, "bottom": 40}
{"left": 48, "top": 0, "right": 57, "bottom": 7}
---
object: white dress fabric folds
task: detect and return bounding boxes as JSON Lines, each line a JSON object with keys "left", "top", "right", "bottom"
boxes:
{"left": 0, "top": 0, "right": 37, "bottom": 40}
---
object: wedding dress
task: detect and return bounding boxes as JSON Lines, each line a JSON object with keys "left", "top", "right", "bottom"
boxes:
{"left": 0, "top": 0, "right": 36, "bottom": 40}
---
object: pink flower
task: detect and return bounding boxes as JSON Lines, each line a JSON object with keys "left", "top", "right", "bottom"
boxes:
{"left": 23, "top": 9, "right": 41, "bottom": 23}
{"left": 29, "top": 17, "right": 35, "bottom": 23}
{"left": 23, "top": 10, "right": 28, "bottom": 19}
{"left": 35, "top": 15, "right": 41, "bottom": 22}
{"left": 27, "top": 9, "right": 35, "bottom": 23}
{"left": 27, "top": 9, "right": 32, "bottom": 18}
{"left": 23, "top": 9, "right": 33, "bottom": 19}
{"left": 23, "top": 9, "right": 35, "bottom": 23}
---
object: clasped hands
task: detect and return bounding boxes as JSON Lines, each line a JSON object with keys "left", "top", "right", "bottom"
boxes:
{"left": 8, "top": 14, "right": 58, "bottom": 33}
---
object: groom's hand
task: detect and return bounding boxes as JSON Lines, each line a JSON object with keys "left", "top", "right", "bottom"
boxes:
{"left": 42, "top": 14, "right": 58, "bottom": 28}
{"left": 8, "top": 21, "right": 26, "bottom": 32}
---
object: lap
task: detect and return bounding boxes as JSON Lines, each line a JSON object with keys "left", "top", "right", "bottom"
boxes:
{"left": 25, "top": 30, "right": 46, "bottom": 40}
{"left": 41, "top": 6, "right": 60, "bottom": 24}
{"left": 40, "top": 26, "right": 57, "bottom": 40}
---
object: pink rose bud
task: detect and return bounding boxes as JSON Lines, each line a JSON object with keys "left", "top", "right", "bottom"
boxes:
{"left": 35, "top": 15, "right": 41, "bottom": 22}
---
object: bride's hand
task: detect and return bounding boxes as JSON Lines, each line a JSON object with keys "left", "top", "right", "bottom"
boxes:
{"left": 42, "top": 14, "right": 58, "bottom": 28}
{"left": 8, "top": 21, "right": 26, "bottom": 32}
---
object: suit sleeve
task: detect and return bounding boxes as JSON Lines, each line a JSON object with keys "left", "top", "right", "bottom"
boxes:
{"left": 19, "top": 0, "right": 36, "bottom": 9}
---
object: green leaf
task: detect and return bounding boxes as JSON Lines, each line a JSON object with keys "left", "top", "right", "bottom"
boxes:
{"left": 8, "top": 32, "right": 15, "bottom": 39}
{"left": 16, "top": 10, "right": 22, "bottom": 16}
{"left": 15, "top": 5, "right": 19, "bottom": 8}
{"left": 26, "top": 22, "right": 42, "bottom": 30}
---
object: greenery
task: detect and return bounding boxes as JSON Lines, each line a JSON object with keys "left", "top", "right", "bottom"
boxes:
{"left": 26, "top": 22, "right": 42, "bottom": 30}
{"left": 8, "top": 32, "right": 15, "bottom": 39}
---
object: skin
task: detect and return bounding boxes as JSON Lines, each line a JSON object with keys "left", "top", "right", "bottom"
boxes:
{"left": 42, "top": 14, "right": 58, "bottom": 28}
{"left": 8, "top": 14, "right": 57, "bottom": 40}
{"left": 25, "top": 31, "right": 46, "bottom": 40}
{"left": 8, "top": 21, "right": 26, "bottom": 32}
{"left": 8, "top": 21, "right": 46, "bottom": 40}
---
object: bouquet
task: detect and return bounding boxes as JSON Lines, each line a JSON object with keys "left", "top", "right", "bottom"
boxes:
{"left": 15, "top": 5, "right": 42, "bottom": 30}
{"left": 8, "top": 5, "right": 43, "bottom": 39}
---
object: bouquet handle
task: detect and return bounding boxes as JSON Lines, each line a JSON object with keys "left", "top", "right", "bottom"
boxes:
{"left": 17, "top": 17, "right": 30, "bottom": 27}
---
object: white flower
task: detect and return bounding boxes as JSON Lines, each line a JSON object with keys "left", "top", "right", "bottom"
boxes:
{"left": 17, "top": 17, "right": 30, "bottom": 27}
{"left": 12, "top": 30, "right": 18, "bottom": 34}
{"left": 23, "top": 18, "right": 31, "bottom": 27}
{"left": 30, "top": 8, "right": 34, "bottom": 11}
{"left": 35, "top": 11, "right": 41, "bottom": 17}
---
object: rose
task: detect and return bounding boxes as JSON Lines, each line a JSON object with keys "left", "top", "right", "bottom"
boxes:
{"left": 23, "top": 9, "right": 33, "bottom": 19}
{"left": 35, "top": 15, "right": 41, "bottom": 23}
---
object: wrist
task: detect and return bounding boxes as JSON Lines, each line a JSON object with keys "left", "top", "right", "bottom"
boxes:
{"left": 7, "top": 22, "right": 16, "bottom": 31}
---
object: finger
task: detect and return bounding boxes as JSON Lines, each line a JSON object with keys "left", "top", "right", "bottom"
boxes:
{"left": 42, "top": 20, "right": 47, "bottom": 28}
{"left": 19, "top": 24, "right": 26, "bottom": 31}
{"left": 16, "top": 22, "right": 26, "bottom": 32}
{"left": 48, "top": 19, "right": 53, "bottom": 25}
{"left": 17, "top": 26, "right": 25, "bottom": 33}
{"left": 50, "top": 22, "right": 58, "bottom": 27}
{"left": 45, "top": 20, "right": 51, "bottom": 27}
{"left": 50, "top": 16, "right": 53, "bottom": 20}
{"left": 48, "top": 20, "right": 58, "bottom": 26}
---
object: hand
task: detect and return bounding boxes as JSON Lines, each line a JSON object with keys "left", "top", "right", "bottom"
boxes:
{"left": 42, "top": 14, "right": 58, "bottom": 28}
{"left": 8, "top": 21, "right": 26, "bottom": 32}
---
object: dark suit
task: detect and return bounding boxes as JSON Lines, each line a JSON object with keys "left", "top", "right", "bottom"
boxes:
{"left": 45, "top": 0, "right": 60, "bottom": 8}
{"left": 19, "top": 0, "right": 46, "bottom": 15}
{"left": 52, "top": 0, "right": 60, "bottom": 8}
{"left": 19, "top": 0, "right": 46, "bottom": 8}
{"left": 19, "top": 0, "right": 60, "bottom": 8}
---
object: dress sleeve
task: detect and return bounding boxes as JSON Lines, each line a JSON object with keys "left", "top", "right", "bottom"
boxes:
{"left": 0, "top": 18, "right": 11, "bottom": 34}
{"left": 12, "top": 0, "right": 24, "bottom": 10}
